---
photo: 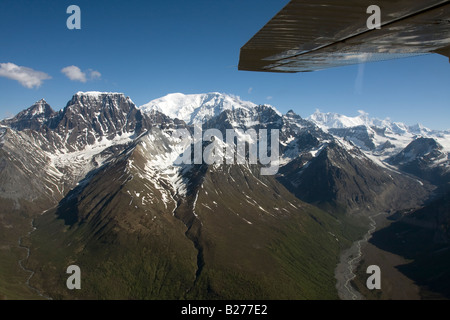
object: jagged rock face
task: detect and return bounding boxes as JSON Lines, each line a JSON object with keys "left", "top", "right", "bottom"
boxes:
{"left": 0, "top": 127, "right": 61, "bottom": 212}
{"left": 388, "top": 137, "right": 450, "bottom": 186}
{"left": 1, "top": 92, "right": 443, "bottom": 217}
{"left": 279, "top": 110, "right": 333, "bottom": 160}
{"left": 0, "top": 93, "right": 174, "bottom": 214}
{"left": 1, "top": 92, "right": 164, "bottom": 153}
{"left": 2, "top": 92, "right": 436, "bottom": 215}
{"left": 278, "top": 141, "right": 431, "bottom": 214}
{"left": 55, "top": 93, "right": 136, "bottom": 139}
{"left": 1, "top": 99, "right": 55, "bottom": 131}
{"left": 47, "top": 92, "right": 153, "bottom": 152}
{"left": 390, "top": 137, "right": 444, "bottom": 165}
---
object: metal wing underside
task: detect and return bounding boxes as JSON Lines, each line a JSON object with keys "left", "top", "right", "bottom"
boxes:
{"left": 238, "top": 0, "right": 450, "bottom": 72}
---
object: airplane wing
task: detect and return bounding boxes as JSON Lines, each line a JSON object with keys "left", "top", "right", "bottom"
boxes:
{"left": 238, "top": 0, "right": 450, "bottom": 72}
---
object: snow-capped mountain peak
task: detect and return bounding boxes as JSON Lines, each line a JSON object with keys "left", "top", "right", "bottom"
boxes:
{"left": 140, "top": 92, "right": 262, "bottom": 125}
{"left": 308, "top": 109, "right": 376, "bottom": 130}
{"left": 30, "top": 99, "right": 49, "bottom": 114}
{"left": 1, "top": 98, "right": 55, "bottom": 130}
{"left": 308, "top": 109, "right": 432, "bottom": 136}
{"left": 23, "top": 99, "right": 53, "bottom": 117}
{"left": 307, "top": 109, "right": 450, "bottom": 167}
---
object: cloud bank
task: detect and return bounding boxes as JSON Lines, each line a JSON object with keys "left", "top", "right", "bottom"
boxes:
{"left": 61, "top": 65, "right": 101, "bottom": 82}
{"left": 0, "top": 62, "right": 52, "bottom": 88}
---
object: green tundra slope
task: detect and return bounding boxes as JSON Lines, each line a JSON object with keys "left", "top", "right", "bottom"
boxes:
{"left": 24, "top": 136, "right": 366, "bottom": 299}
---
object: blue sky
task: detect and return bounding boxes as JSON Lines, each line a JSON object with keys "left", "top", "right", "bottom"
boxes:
{"left": 1, "top": 0, "right": 449, "bottom": 130}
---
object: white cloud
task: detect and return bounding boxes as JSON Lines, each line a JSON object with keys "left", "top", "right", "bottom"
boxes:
{"left": 89, "top": 70, "right": 101, "bottom": 80}
{"left": 0, "top": 62, "right": 51, "bottom": 89}
{"left": 248, "top": 87, "right": 253, "bottom": 94}
{"left": 266, "top": 96, "right": 273, "bottom": 100}
{"left": 61, "top": 66, "right": 101, "bottom": 82}
{"left": 61, "top": 65, "right": 87, "bottom": 82}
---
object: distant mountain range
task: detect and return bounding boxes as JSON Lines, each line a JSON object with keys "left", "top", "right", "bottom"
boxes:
{"left": 0, "top": 92, "right": 449, "bottom": 299}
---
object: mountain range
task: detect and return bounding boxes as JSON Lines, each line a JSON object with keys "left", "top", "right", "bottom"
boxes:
{"left": 0, "top": 91, "right": 449, "bottom": 299}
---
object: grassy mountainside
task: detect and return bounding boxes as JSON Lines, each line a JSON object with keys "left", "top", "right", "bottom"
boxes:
{"left": 182, "top": 164, "right": 365, "bottom": 299}
{"left": 26, "top": 145, "right": 198, "bottom": 299}
{"left": 0, "top": 199, "right": 51, "bottom": 300}
{"left": 24, "top": 141, "right": 366, "bottom": 299}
